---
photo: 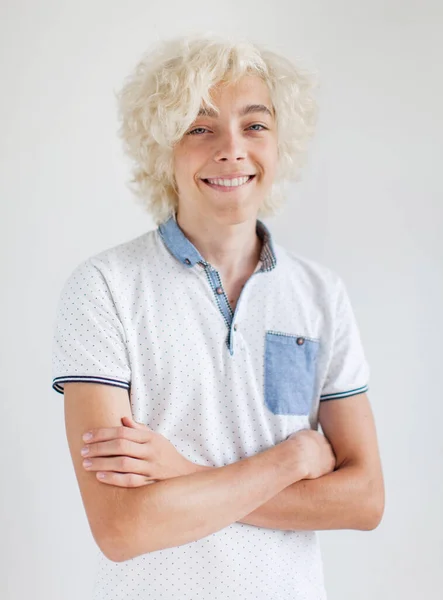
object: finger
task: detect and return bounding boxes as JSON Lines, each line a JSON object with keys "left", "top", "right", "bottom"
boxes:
{"left": 81, "top": 438, "right": 141, "bottom": 458}
{"left": 82, "top": 425, "right": 152, "bottom": 445}
{"left": 83, "top": 455, "right": 152, "bottom": 477}
{"left": 84, "top": 437, "right": 150, "bottom": 460}
{"left": 82, "top": 429, "right": 153, "bottom": 458}
{"left": 121, "top": 415, "right": 149, "bottom": 430}
{"left": 95, "top": 471, "right": 157, "bottom": 488}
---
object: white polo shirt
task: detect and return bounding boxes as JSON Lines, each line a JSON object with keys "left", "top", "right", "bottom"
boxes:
{"left": 51, "top": 212, "right": 370, "bottom": 600}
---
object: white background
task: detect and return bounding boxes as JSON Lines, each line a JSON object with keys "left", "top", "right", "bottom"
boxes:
{"left": 1, "top": 1, "right": 442, "bottom": 598}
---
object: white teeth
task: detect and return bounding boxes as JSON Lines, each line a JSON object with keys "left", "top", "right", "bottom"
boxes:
{"left": 206, "top": 176, "right": 251, "bottom": 187}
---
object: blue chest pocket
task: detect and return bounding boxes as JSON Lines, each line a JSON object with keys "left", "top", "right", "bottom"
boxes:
{"left": 264, "top": 331, "right": 320, "bottom": 416}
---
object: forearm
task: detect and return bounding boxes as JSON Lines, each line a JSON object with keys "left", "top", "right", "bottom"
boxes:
{"left": 109, "top": 441, "right": 305, "bottom": 561}
{"left": 192, "top": 462, "right": 378, "bottom": 531}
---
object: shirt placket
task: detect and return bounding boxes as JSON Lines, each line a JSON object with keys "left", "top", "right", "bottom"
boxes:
{"left": 198, "top": 260, "right": 263, "bottom": 356}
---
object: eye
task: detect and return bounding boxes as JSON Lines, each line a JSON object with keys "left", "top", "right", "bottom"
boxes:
{"left": 187, "top": 123, "right": 268, "bottom": 135}
{"left": 248, "top": 124, "right": 267, "bottom": 131}
{"left": 187, "top": 127, "right": 209, "bottom": 135}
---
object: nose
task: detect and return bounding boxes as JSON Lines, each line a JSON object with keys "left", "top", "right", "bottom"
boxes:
{"left": 213, "top": 129, "right": 247, "bottom": 163}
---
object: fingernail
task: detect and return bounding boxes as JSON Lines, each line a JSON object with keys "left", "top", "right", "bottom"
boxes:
{"left": 83, "top": 432, "right": 93, "bottom": 442}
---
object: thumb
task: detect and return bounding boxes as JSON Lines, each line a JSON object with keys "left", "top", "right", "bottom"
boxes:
{"left": 121, "top": 415, "right": 145, "bottom": 429}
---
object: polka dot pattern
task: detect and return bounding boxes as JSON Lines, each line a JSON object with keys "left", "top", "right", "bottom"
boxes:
{"left": 52, "top": 214, "right": 370, "bottom": 599}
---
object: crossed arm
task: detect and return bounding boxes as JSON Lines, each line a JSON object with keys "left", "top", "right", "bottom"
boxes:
{"left": 193, "top": 392, "right": 385, "bottom": 532}
{"left": 66, "top": 384, "right": 384, "bottom": 562}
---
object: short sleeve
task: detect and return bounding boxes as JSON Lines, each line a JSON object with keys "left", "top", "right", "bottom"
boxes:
{"left": 51, "top": 258, "right": 131, "bottom": 394}
{"left": 320, "top": 276, "right": 370, "bottom": 401}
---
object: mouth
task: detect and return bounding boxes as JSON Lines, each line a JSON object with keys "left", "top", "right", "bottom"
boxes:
{"left": 201, "top": 174, "right": 256, "bottom": 191}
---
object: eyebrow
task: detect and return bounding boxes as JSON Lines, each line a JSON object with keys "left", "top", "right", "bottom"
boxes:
{"left": 197, "top": 103, "right": 274, "bottom": 118}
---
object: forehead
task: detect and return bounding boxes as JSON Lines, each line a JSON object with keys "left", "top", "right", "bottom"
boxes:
{"left": 199, "top": 75, "right": 274, "bottom": 117}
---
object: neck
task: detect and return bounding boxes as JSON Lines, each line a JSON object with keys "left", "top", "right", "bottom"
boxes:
{"left": 175, "top": 210, "right": 262, "bottom": 280}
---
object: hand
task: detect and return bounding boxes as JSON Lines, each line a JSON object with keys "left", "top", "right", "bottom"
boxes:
{"left": 286, "top": 429, "right": 336, "bottom": 480}
{"left": 81, "top": 415, "right": 194, "bottom": 487}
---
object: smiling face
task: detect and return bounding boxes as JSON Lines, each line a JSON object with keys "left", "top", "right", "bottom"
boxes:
{"left": 172, "top": 74, "right": 279, "bottom": 224}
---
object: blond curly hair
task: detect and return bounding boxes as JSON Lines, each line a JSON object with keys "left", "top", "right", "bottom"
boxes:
{"left": 115, "top": 32, "right": 318, "bottom": 225}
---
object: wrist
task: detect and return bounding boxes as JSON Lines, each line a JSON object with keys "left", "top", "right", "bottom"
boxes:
{"left": 184, "top": 460, "right": 214, "bottom": 475}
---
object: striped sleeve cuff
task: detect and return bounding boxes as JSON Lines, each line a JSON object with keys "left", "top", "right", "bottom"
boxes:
{"left": 52, "top": 375, "right": 131, "bottom": 395}
{"left": 320, "top": 383, "right": 369, "bottom": 401}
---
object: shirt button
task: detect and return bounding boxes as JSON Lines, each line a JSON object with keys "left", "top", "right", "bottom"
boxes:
{"left": 296, "top": 337, "right": 305, "bottom": 345}
{"left": 184, "top": 258, "right": 191, "bottom": 265}
{"left": 216, "top": 287, "right": 223, "bottom": 294}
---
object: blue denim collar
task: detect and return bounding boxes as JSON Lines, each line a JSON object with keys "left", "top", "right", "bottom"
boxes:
{"left": 157, "top": 212, "right": 277, "bottom": 272}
